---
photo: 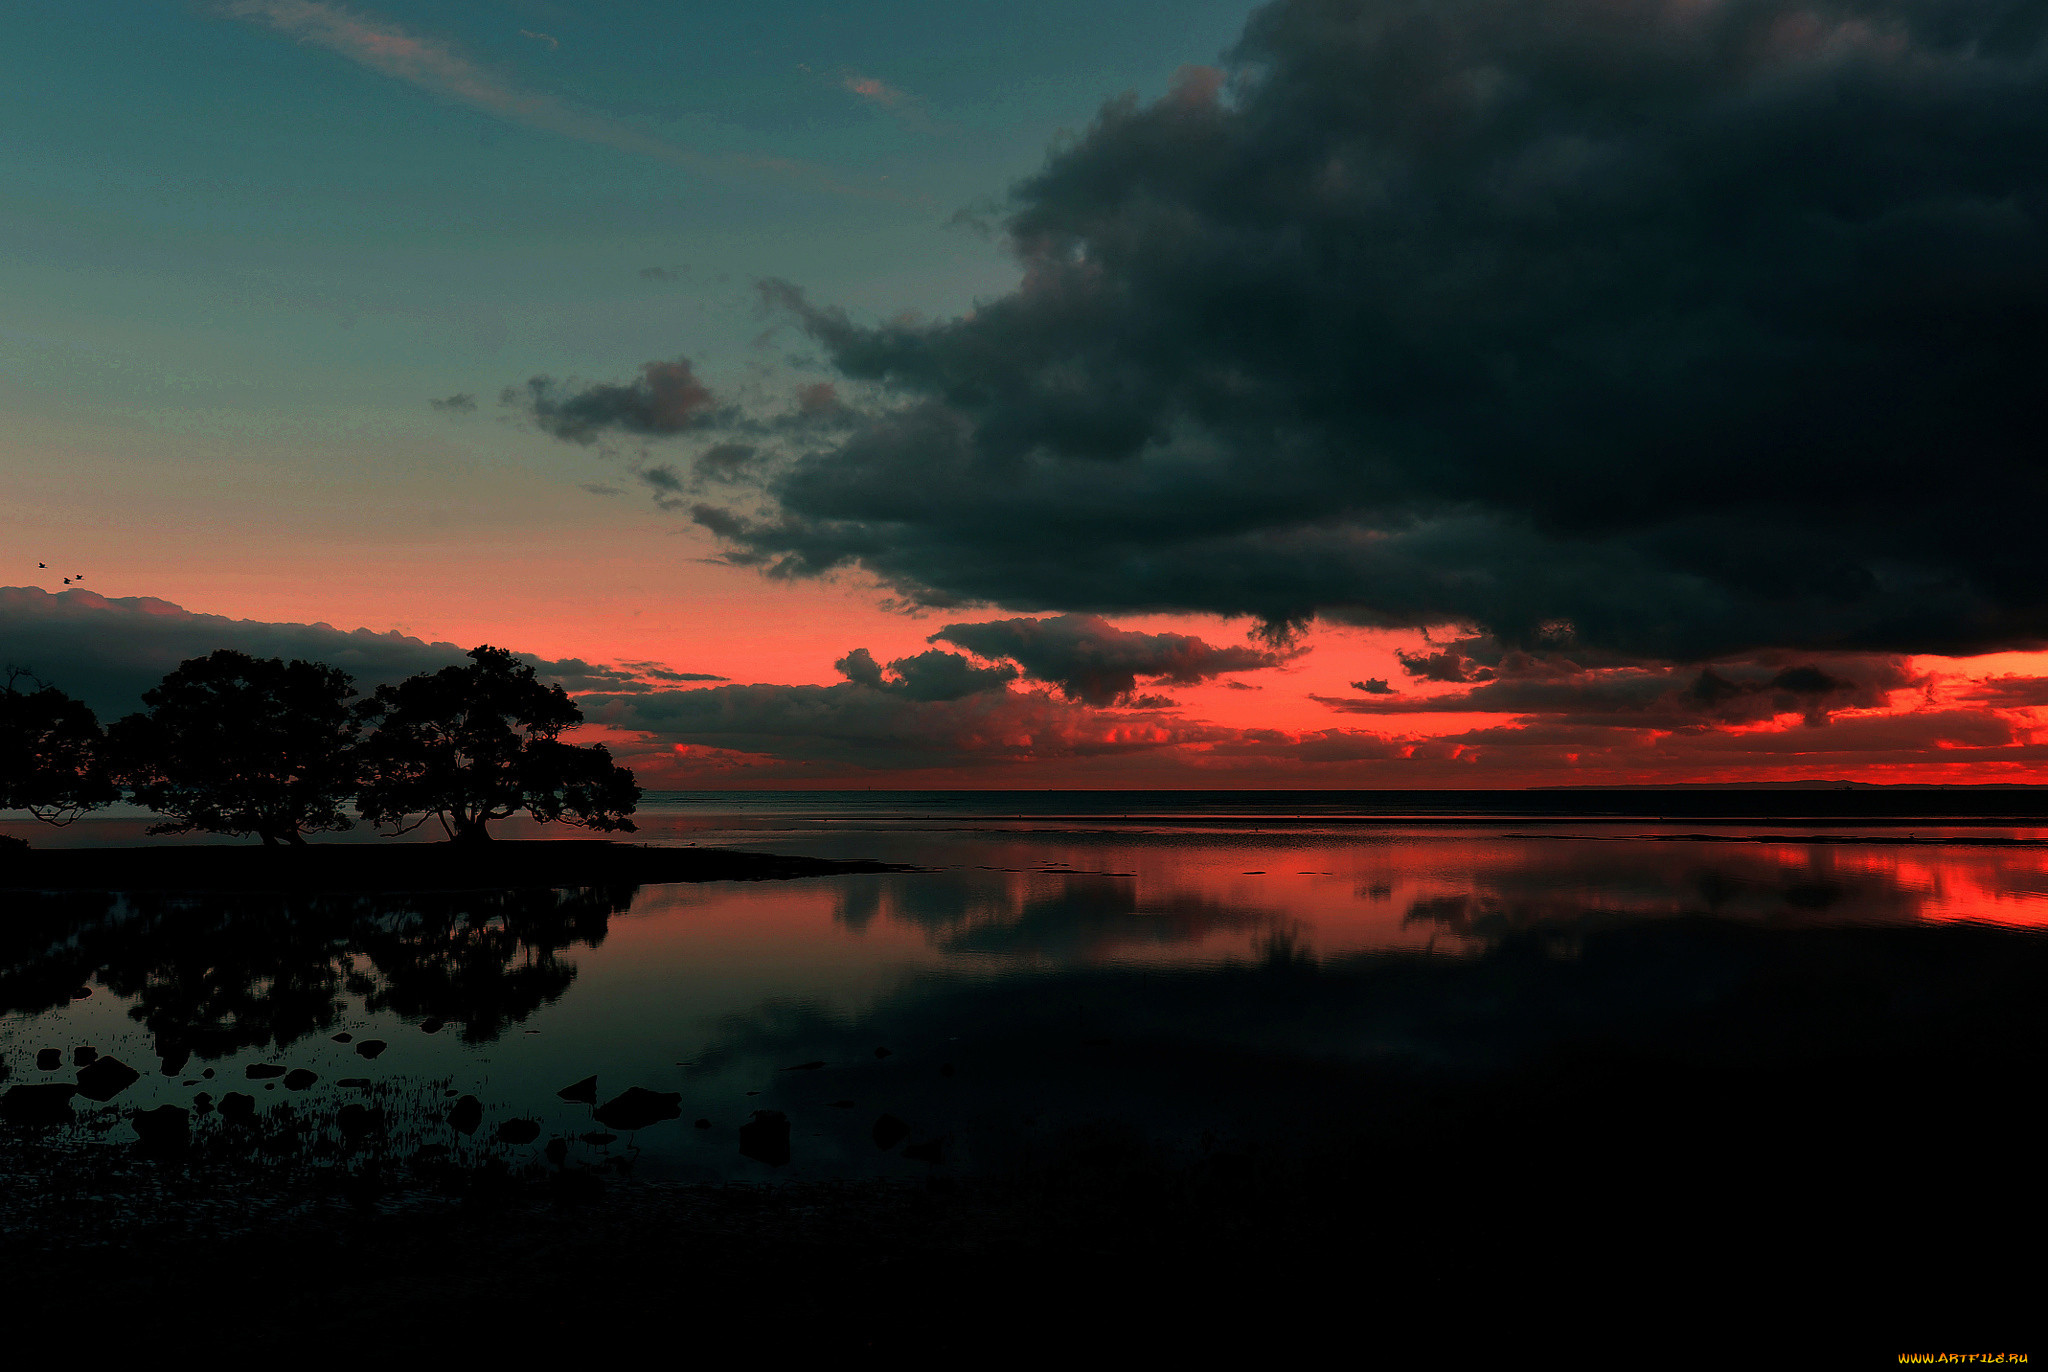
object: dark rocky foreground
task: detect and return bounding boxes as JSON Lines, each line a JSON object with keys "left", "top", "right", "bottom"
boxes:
{"left": 0, "top": 1072, "right": 2031, "bottom": 1362}
{"left": 0, "top": 839, "right": 913, "bottom": 892}
{"left": 4, "top": 951, "right": 2040, "bottom": 1360}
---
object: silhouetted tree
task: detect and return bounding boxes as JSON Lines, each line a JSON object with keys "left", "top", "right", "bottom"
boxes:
{"left": 109, "top": 650, "right": 361, "bottom": 846}
{"left": 0, "top": 668, "right": 118, "bottom": 832}
{"left": 355, "top": 645, "right": 639, "bottom": 843}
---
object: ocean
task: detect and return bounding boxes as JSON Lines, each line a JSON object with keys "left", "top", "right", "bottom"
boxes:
{"left": 5, "top": 790, "right": 2046, "bottom": 1182}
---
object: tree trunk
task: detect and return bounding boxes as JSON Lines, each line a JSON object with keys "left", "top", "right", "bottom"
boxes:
{"left": 451, "top": 819, "right": 493, "bottom": 845}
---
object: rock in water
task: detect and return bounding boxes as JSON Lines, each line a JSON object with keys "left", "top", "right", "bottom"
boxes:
{"left": 2, "top": 1083, "right": 77, "bottom": 1126}
{"left": 283, "top": 1069, "right": 318, "bottom": 1091}
{"left": 245, "top": 1063, "right": 286, "bottom": 1079}
{"left": 420, "top": 1018, "right": 444, "bottom": 1035}
{"left": 217, "top": 1092, "right": 256, "bottom": 1122}
{"left": 738, "top": 1110, "right": 791, "bottom": 1167}
{"left": 871, "top": 1114, "right": 911, "bottom": 1151}
{"left": 447, "top": 1095, "right": 483, "bottom": 1135}
{"left": 35, "top": 1049, "right": 60, "bottom": 1071}
{"left": 191, "top": 1092, "right": 214, "bottom": 1115}
{"left": 72, "top": 1046, "right": 97, "bottom": 1067}
{"left": 331, "top": 1032, "right": 353, "bottom": 1043}
{"left": 544, "top": 1137, "right": 569, "bottom": 1167}
{"left": 556, "top": 1075, "right": 598, "bottom": 1105}
{"left": 495, "top": 1118, "right": 541, "bottom": 1145}
{"left": 132, "top": 1104, "right": 190, "bottom": 1155}
{"left": 592, "top": 1087, "right": 682, "bottom": 1132}
{"left": 355, "top": 1040, "right": 388, "bottom": 1060}
{"left": 75, "top": 1056, "right": 141, "bottom": 1102}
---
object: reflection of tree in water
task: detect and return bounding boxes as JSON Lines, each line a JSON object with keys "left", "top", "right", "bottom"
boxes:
{"left": 838, "top": 873, "right": 1278, "bottom": 959}
{"left": 101, "top": 891, "right": 370, "bottom": 1073}
{"left": 355, "top": 886, "right": 630, "bottom": 1045}
{"left": 0, "top": 884, "right": 632, "bottom": 1069}
{"left": 0, "top": 889, "right": 120, "bottom": 1017}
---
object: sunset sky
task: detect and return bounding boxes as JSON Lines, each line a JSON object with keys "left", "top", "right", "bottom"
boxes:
{"left": 8, "top": 0, "right": 2048, "bottom": 788}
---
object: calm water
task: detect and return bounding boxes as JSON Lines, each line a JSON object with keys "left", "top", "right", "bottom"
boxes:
{"left": 5, "top": 792, "right": 2047, "bottom": 1180}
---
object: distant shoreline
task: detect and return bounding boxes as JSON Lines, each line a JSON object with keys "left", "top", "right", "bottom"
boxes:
{"left": 626, "top": 786, "right": 2048, "bottom": 821}
{"left": 0, "top": 840, "right": 914, "bottom": 892}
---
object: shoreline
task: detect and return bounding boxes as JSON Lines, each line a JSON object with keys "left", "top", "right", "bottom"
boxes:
{"left": 0, "top": 839, "right": 916, "bottom": 892}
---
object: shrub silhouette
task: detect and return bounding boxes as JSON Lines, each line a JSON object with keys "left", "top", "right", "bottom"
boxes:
{"left": 0, "top": 669, "right": 118, "bottom": 834}
{"left": 109, "top": 650, "right": 361, "bottom": 846}
{"left": 356, "top": 645, "right": 638, "bottom": 843}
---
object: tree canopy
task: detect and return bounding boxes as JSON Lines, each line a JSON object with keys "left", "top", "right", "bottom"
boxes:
{"left": 0, "top": 670, "right": 118, "bottom": 828}
{"left": 109, "top": 650, "right": 361, "bottom": 846}
{"left": 356, "top": 645, "right": 638, "bottom": 842}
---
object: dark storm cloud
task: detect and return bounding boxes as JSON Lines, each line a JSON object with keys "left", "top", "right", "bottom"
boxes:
{"left": 929, "top": 613, "right": 1292, "bottom": 705}
{"left": 507, "top": 357, "right": 721, "bottom": 443}
{"left": 639, "top": 464, "right": 684, "bottom": 495}
{"left": 693, "top": 443, "right": 756, "bottom": 482}
{"left": 831, "top": 646, "right": 1019, "bottom": 701}
{"left": 1398, "top": 649, "right": 1490, "bottom": 684}
{"left": 1317, "top": 652, "right": 1921, "bottom": 728}
{"left": 0, "top": 587, "right": 469, "bottom": 717}
{"left": 0, "top": 588, "right": 713, "bottom": 717}
{"left": 583, "top": 677, "right": 1211, "bottom": 771}
{"left": 1351, "top": 679, "right": 1393, "bottom": 694}
{"left": 1954, "top": 673, "right": 2048, "bottom": 708}
{"left": 532, "top": 0, "right": 2048, "bottom": 662}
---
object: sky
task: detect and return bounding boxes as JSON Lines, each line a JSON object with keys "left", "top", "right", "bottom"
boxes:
{"left": 8, "top": 0, "right": 2048, "bottom": 788}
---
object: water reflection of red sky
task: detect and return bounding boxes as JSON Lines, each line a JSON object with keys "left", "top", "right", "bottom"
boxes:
{"left": 607, "top": 830, "right": 2048, "bottom": 977}
{"left": 1793, "top": 845, "right": 2048, "bottom": 927}
{"left": 8, "top": 822, "right": 2046, "bottom": 974}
